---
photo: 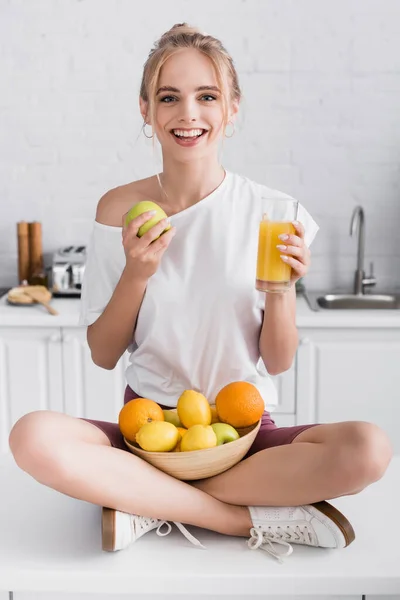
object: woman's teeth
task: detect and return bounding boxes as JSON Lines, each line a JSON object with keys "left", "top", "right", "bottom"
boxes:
{"left": 172, "top": 129, "right": 205, "bottom": 138}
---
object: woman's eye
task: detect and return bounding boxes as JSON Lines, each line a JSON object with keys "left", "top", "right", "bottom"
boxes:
{"left": 159, "top": 94, "right": 217, "bottom": 103}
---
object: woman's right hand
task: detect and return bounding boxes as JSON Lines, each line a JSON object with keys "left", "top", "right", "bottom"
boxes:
{"left": 121, "top": 210, "right": 176, "bottom": 281}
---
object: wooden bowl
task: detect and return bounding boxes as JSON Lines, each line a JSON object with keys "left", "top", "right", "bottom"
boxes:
{"left": 124, "top": 418, "right": 261, "bottom": 481}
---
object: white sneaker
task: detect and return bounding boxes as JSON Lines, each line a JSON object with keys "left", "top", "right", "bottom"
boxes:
{"left": 102, "top": 507, "right": 205, "bottom": 552}
{"left": 248, "top": 500, "right": 355, "bottom": 563}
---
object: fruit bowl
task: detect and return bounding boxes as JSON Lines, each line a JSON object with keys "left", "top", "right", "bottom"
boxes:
{"left": 124, "top": 418, "right": 261, "bottom": 481}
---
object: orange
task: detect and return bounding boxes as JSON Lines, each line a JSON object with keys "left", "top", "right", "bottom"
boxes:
{"left": 172, "top": 428, "right": 187, "bottom": 452}
{"left": 118, "top": 398, "right": 164, "bottom": 442}
{"left": 176, "top": 427, "right": 188, "bottom": 439}
{"left": 215, "top": 382, "right": 264, "bottom": 428}
{"left": 172, "top": 440, "right": 182, "bottom": 452}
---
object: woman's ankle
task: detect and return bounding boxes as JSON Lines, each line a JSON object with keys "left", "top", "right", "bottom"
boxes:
{"left": 219, "top": 505, "right": 252, "bottom": 537}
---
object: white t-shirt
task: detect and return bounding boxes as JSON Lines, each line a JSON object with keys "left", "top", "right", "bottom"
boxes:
{"left": 79, "top": 171, "right": 319, "bottom": 410}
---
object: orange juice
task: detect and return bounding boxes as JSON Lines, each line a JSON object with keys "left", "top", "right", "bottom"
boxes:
{"left": 256, "top": 220, "right": 295, "bottom": 292}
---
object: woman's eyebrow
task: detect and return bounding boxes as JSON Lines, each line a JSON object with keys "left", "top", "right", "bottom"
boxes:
{"left": 156, "top": 85, "right": 221, "bottom": 95}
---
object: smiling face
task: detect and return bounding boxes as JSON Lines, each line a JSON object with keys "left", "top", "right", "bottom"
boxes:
{"left": 140, "top": 48, "right": 239, "bottom": 162}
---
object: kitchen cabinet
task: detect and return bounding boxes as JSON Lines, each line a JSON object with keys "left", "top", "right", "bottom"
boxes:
{"left": 296, "top": 328, "right": 400, "bottom": 453}
{"left": 61, "top": 327, "right": 129, "bottom": 422}
{"left": 1, "top": 322, "right": 399, "bottom": 455}
{"left": 0, "top": 326, "right": 129, "bottom": 452}
{"left": 261, "top": 359, "right": 295, "bottom": 414}
{"left": 0, "top": 326, "right": 296, "bottom": 453}
{"left": 0, "top": 327, "right": 63, "bottom": 453}
{"left": 62, "top": 329, "right": 294, "bottom": 423}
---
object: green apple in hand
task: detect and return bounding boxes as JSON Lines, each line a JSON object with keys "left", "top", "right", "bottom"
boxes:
{"left": 163, "top": 409, "right": 182, "bottom": 428}
{"left": 125, "top": 200, "right": 171, "bottom": 239}
{"left": 211, "top": 422, "right": 240, "bottom": 445}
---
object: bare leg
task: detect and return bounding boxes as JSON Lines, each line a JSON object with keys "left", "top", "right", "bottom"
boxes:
{"left": 9, "top": 411, "right": 252, "bottom": 537}
{"left": 192, "top": 421, "right": 393, "bottom": 506}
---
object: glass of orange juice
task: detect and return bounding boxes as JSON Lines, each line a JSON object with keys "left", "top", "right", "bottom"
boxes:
{"left": 256, "top": 197, "right": 299, "bottom": 293}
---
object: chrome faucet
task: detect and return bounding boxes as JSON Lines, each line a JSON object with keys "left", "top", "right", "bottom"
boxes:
{"left": 349, "top": 206, "right": 376, "bottom": 295}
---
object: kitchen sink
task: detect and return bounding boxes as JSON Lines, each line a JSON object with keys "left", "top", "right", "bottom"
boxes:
{"left": 303, "top": 205, "right": 400, "bottom": 311}
{"left": 304, "top": 291, "right": 400, "bottom": 311}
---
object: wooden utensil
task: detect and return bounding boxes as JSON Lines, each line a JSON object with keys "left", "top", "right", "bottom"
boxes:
{"left": 21, "top": 288, "right": 58, "bottom": 315}
{"left": 17, "top": 222, "right": 30, "bottom": 283}
{"left": 28, "top": 222, "right": 43, "bottom": 282}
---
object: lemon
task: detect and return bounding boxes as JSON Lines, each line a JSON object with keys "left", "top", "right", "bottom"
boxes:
{"left": 177, "top": 390, "right": 212, "bottom": 428}
{"left": 136, "top": 421, "right": 179, "bottom": 452}
{"left": 180, "top": 425, "right": 217, "bottom": 452}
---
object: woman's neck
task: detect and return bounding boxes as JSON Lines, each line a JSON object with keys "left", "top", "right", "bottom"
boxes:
{"left": 157, "top": 158, "right": 226, "bottom": 214}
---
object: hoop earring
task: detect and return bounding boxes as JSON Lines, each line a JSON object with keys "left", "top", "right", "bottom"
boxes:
{"left": 143, "top": 122, "right": 154, "bottom": 139}
{"left": 224, "top": 122, "right": 235, "bottom": 138}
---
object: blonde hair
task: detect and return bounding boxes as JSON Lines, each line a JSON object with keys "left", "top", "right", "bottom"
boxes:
{"left": 140, "top": 23, "right": 241, "bottom": 136}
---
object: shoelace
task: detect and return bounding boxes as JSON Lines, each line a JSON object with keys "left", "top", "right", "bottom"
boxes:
{"left": 133, "top": 516, "right": 205, "bottom": 548}
{"left": 248, "top": 527, "right": 295, "bottom": 563}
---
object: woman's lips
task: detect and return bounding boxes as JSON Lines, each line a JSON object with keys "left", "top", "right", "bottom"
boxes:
{"left": 170, "top": 130, "right": 208, "bottom": 147}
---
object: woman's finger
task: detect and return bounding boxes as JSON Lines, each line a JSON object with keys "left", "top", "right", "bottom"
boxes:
{"left": 292, "top": 220, "right": 305, "bottom": 239}
{"left": 280, "top": 254, "right": 308, "bottom": 276}
{"left": 278, "top": 220, "right": 306, "bottom": 247}
{"left": 138, "top": 217, "right": 171, "bottom": 249}
{"left": 278, "top": 232, "right": 303, "bottom": 247}
{"left": 276, "top": 243, "right": 303, "bottom": 258}
{"left": 122, "top": 210, "right": 157, "bottom": 238}
{"left": 277, "top": 243, "right": 311, "bottom": 264}
{"left": 148, "top": 226, "right": 176, "bottom": 255}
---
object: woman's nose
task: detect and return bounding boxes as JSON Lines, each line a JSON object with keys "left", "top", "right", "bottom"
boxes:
{"left": 178, "top": 98, "right": 199, "bottom": 123}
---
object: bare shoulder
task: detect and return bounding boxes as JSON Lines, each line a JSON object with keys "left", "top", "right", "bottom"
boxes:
{"left": 96, "top": 176, "right": 158, "bottom": 227}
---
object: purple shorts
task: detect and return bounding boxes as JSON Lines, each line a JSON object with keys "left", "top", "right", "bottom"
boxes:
{"left": 84, "top": 385, "right": 319, "bottom": 458}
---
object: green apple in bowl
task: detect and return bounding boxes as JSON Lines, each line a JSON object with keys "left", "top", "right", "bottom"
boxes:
{"left": 211, "top": 422, "right": 240, "bottom": 446}
{"left": 163, "top": 409, "right": 182, "bottom": 428}
{"left": 125, "top": 201, "right": 171, "bottom": 239}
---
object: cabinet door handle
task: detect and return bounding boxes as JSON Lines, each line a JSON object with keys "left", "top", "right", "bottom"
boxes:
{"left": 300, "top": 337, "right": 310, "bottom": 345}
{"left": 49, "top": 334, "right": 60, "bottom": 342}
{"left": 64, "top": 335, "right": 72, "bottom": 343}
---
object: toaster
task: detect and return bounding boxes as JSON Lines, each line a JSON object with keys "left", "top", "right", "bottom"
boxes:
{"left": 46, "top": 246, "right": 86, "bottom": 297}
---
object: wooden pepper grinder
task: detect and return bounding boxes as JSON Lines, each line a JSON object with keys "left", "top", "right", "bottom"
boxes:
{"left": 28, "top": 221, "right": 47, "bottom": 286}
{"left": 17, "top": 221, "right": 30, "bottom": 284}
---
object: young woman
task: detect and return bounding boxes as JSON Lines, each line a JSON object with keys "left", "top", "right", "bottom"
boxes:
{"left": 9, "top": 24, "right": 392, "bottom": 562}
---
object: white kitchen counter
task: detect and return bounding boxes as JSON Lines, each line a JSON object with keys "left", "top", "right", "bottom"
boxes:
{"left": 1, "top": 292, "right": 400, "bottom": 328}
{"left": 0, "top": 453, "right": 399, "bottom": 596}
{"left": 0, "top": 294, "right": 82, "bottom": 327}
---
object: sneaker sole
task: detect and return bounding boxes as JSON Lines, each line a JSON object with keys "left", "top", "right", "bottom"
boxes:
{"left": 312, "top": 500, "right": 356, "bottom": 547}
{"left": 102, "top": 507, "right": 116, "bottom": 552}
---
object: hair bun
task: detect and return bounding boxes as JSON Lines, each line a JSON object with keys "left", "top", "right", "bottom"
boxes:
{"left": 159, "top": 22, "right": 201, "bottom": 41}
{"left": 170, "top": 23, "right": 190, "bottom": 30}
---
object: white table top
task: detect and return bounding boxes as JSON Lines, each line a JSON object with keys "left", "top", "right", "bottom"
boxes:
{"left": 0, "top": 454, "right": 399, "bottom": 596}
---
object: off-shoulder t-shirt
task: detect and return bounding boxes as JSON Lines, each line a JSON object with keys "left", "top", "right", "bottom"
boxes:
{"left": 79, "top": 171, "right": 319, "bottom": 410}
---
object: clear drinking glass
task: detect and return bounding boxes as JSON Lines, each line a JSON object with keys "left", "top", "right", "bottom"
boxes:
{"left": 255, "top": 197, "right": 299, "bottom": 293}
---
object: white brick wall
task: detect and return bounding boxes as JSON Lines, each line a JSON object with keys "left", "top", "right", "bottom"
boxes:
{"left": 1, "top": 0, "right": 400, "bottom": 292}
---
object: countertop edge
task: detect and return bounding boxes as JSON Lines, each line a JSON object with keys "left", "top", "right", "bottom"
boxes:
{"left": 1, "top": 295, "right": 400, "bottom": 328}
{"left": 0, "top": 570, "right": 398, "bottom": 596}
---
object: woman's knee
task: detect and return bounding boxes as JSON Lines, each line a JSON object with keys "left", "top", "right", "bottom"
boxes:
{"left": 341, "top": 421, "right": 392, "bottom": 486}
{"left": 9, "top": 411, "right": 62, "bottom": 472}
{"left": 9, "top": 410, "right": 109, "bottom": 479}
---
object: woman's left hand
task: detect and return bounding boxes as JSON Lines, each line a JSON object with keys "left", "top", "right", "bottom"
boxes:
{"left": 276, "top": 220, "right": 311, "bottom": 285}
